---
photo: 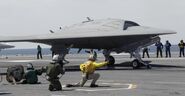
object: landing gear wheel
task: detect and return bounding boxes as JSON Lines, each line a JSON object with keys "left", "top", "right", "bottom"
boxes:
{"left": 107, "top": 56, "right": 115, "bottom": 67}
{"left": 49, "top": 84, "right": 54, "bottom": 91}
{"left": 146, "top": 64, "right": 152, "bottom": 69}
{"left": 132, "top": 59, "right": 141, "bottom": 69}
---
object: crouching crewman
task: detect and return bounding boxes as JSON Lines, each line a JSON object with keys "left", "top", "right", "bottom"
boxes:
{"left": 21, "top": 63, "right": 43, "bottom": 84}
{"left": 79, "top": 54, "right": 109, "bottom": 87}
{"left": 46, "top": 55, "right": 65, "bottom": 91}
{"left": 66, "top": 54, "right": 110, "bottom": 88}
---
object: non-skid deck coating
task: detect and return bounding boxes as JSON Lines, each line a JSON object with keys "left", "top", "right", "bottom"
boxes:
{"left": 0, "top": 54, "right": 185, "bottom": 96}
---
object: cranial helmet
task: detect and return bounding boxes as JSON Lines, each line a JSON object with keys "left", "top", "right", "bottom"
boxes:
{"left": 88, "top": 54, "right": 97, "bottom": 61}
{"left": 27, "top": 63, "right": 33, "bottom": 69}
{"left": 52, "top": 55, "right": 60, "bottom": 61}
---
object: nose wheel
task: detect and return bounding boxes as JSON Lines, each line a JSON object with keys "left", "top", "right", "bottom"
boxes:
{"left": 132, "top": 59, "right": 152, "bottom": 69}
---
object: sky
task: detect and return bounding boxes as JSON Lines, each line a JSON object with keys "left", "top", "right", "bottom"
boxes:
{"left": 0, "top": 0, "right": 185, "bottom": 49}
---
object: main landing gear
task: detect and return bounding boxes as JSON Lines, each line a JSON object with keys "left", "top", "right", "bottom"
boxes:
{"left": 107, "top": 55, "right": 115, "bottom": 67}
{"left": 103, "top": 49, "right": 115, "bottom": 67}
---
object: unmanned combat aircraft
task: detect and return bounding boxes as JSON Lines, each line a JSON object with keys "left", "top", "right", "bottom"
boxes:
{"left": 0, "top": 18, "right": 176, "bottom": 69}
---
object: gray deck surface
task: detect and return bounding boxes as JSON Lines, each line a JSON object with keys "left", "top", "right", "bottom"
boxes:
{"left": 0, "top": 53, "right": 185, "bottom": 96}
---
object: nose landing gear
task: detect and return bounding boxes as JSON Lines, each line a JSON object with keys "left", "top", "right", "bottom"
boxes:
{"left": 131, "top": 49, "right": 152, "bottom": 69}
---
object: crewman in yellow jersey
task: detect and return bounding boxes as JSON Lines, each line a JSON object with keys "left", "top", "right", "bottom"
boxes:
{"left": 79, "top": 54, "right": 109, "bottom": 87}
{"left": 65, "top": 53, "right": 109, "bottom": 88}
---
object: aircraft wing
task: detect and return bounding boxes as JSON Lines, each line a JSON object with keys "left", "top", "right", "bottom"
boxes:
{"left": 0, "top": 19, "right": 176, "bottom": 50}
{"left": 0, "top": 26, "right": 175, "bottom": 44}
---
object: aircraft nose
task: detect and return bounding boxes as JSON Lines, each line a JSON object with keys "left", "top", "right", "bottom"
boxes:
{"left": 127, "top": 26, "right": 176, "bottom": 35}
{"left": 153, "top": 27, "right": 176, "bottom": 35}
{"left": 141, "top": 26, "right": 177, "bottom": 35}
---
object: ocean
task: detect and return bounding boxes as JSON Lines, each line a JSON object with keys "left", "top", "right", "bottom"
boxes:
{"left": 0, "top": 45, "right": 180, "bottom": 56}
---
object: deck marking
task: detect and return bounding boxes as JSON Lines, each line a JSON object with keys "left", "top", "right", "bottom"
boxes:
{"left": 74, "top": 83, "right": 137, "bottom": 92}
{"left": 155, "top": 81, "right": 185, "bottom": 85}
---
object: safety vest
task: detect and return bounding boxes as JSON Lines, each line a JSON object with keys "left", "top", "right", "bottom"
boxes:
{"left": 80, "top": 61, "right": 108, "bottom": 74}
{"left": 179, "top": 42, "right": 185, "bottom": 48}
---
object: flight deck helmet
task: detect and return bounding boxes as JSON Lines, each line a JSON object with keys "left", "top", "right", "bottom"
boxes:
{"left": 180, "top": 40, "right": 183, "bottom": 43}
{"left": 88, "top": 54, "right": 97, "bottom": 61}
{"left": 52, "top": 55, "right": 60, "bottom": 61}
{"left": 27, "top": 63, "right": 34, "bottom": 70}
